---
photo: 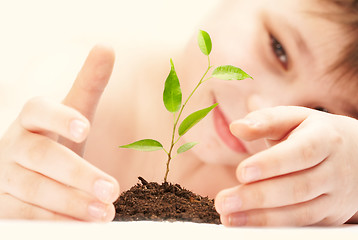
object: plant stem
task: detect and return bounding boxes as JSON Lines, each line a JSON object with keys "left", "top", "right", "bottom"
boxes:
{"left": 164, "top": 113, "right": 176, "bottom": 182}
{"left": 163, "top": 56, "right": 212, "bottom": 182}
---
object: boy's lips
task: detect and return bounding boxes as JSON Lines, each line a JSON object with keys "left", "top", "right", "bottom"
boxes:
{"left": 213, "top": 103, "right": 248, "bottom": 154}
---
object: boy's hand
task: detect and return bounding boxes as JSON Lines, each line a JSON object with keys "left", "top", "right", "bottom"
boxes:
{"left": 215, "top": 106, "right": 358, "bottom": 226}
{"left": 0, "top": 45, "right": 119, "bottom": 221}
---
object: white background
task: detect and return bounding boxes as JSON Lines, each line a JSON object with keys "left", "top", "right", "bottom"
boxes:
{"left": 0, "top": 0, "right": 220, "bottom": 135}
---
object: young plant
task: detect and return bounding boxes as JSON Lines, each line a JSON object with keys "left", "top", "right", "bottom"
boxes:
{"left": 119, "top": 30, "right": 252, "bottom": 183}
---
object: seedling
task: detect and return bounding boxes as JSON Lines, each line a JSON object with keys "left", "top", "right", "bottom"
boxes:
{"left": 119, "top": 30, "right": 252, "bottom": 182}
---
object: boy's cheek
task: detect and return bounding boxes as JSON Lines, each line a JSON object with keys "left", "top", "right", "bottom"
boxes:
{"left": 183, "top": 131, "right": 266, "bottom": 166}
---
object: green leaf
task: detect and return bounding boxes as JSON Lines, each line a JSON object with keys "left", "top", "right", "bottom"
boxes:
{"left": 212, "top": 65, "right": 253, "bottom": 80}
{"left": 178, "top": 103, "right": 218, "bottom": 136}
{"left": 163, "top": 59, "right": 182, "bottom": 113}
{"left": 177, "top": 142, "right": 199, "bottom": 154}
{"left": 197, "top": 30, "right": 212, "bottom": 56}
{"left": 119, "top": 139, "right": 163, "bottom": 152}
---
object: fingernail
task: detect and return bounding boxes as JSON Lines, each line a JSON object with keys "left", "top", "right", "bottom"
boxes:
{"left": 221, "top": 196, "right": 242, "bottom": 214}
{"left": 94, "top": 179, "right": 114, "bottom": 203}
{"left": 229, "top": 213, "right": 247, "bottom": 226}
{"left": 88, "top": 202, "right": 107, "bottom": 221}
{"left": 242, "top": 166, "right": 261, "bottom": 182}
{"left": 236, "top": 118, "right": 262, "bottom": 128}
{"left": 70, "top": 119, "right": 87, "bottom": 140}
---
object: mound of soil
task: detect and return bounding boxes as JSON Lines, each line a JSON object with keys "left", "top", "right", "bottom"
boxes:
{"left": 113, "top": 177, "right": 221, "bottom": 224}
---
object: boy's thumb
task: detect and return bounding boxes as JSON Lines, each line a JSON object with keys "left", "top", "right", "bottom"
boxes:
{"left": 60, "top": 45, "right": 115, "bottom": 154}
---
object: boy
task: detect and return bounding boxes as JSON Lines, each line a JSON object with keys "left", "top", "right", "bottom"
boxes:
{"left": 0, "top": 0, "right": 357, "bottom": 226}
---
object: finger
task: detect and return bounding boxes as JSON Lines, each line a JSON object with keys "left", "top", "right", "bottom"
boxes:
{"left": 14, "top": 132, "right": 119, "bottom": 204}
{"left": 0, "top": 163, "right": 115, "bottom": 222}
{"left": 0, "top": 193, "right": 74, "bottom": 221}
{"left": 215, "top": 163, "right": 331, "bottom": 214}
{"left": 60, "top": 44, "right": 115, "bottom": 153}
{"left": 19, "top": 96, "right": 90, "bottom": 143}
{"left": 230, "top": 106, "right": 312, "bottom": 141}
{"left": 62, "top": 44, "right": 115, "bottom": 120}
{"left": 220, "top": 194, "right": 330, "bottom": 227}
{"left": 235, "top": 123, "right": 332, "bottom": 183}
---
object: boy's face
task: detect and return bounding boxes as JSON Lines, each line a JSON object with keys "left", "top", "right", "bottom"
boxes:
{"left": 179, "top": 0, "right": 357, "bottom": 165}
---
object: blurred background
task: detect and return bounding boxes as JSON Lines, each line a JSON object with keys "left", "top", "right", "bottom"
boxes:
{"left": 0, "top": 0, "right": 220, "bottom": 135}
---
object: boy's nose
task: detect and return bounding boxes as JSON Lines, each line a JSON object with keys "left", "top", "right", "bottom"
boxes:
{"left": 246, "top": 94, "right": 271, "bottom": 112}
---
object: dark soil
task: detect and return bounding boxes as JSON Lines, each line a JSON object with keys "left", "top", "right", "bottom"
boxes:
{"left": 113, "top": 177, "right": 221, "bottom": 224}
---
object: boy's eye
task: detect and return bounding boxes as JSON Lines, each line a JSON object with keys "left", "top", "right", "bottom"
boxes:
{"left": 270, "top": 35, "right": 288, "bottom": 69}
{"left": 314, "top": 107, "right": 329, "bottom": 113}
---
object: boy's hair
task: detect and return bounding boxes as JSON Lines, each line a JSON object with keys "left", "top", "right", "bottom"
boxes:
{"left": 321, "top": 0, "right": 358, "bottom": 82}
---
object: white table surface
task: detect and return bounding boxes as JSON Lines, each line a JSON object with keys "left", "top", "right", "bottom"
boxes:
{"left": 0, "top": 220, "right": 357, "bottom": 240}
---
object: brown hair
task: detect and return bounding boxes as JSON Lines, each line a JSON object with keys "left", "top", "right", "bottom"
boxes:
{"left": 321, "top": 0, "right": 358, "bottom": 81}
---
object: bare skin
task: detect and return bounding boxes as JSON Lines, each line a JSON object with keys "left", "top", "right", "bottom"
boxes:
{"left": 0, "top": 46, "right": 119, "bottom": 221}
{"left": 1, "top": 0, "right": 358, "bottom": 226}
